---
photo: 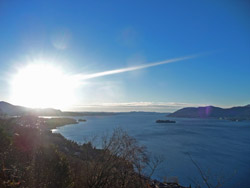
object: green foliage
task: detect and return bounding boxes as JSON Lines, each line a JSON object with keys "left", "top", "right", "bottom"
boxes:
{"left": 0, "top": 118, "right": 73, "bottom": 188}
{"left": 28, "top": 146, "right": 72, "bottom": 188}
{"left": 0, "top": 127, "right": 11, "bottom": 152}
{"left": 44, "top": 118, "right": 77, "bottom": 129}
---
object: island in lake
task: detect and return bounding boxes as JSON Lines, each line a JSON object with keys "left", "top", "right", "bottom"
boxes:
{"left": 156, "top": 120, "right": 176, "bottom": 123}
{"left": 78, "top": 119, "right": 87, "bottom": 122}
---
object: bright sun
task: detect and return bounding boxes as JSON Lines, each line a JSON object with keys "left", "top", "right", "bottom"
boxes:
{"left": 10, "top": 63, "right": 77, "bottom": 109}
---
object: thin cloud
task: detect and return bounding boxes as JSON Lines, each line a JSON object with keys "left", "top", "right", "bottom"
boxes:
{"left": 74, "top": 102, "right": 205, "bottom": 108}
{"left": 70, "top": 102, "right": 208, "bottom": 112}
{"left": 74, "top": 54, "right": 201, "bottom": 81}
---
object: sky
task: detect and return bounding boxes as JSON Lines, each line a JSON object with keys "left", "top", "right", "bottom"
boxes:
{"left": 0, "top": 0, "right": 249, "bottom": 112}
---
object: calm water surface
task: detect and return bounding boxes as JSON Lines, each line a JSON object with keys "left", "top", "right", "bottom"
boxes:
{"left": 53, "top": 113, "right": 250, "bottom": 188}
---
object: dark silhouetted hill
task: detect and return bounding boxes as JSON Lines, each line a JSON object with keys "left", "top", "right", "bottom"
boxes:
{"left": 0, "top": 101, "right": 62, "bottom": 116}
{"left": 0, "top": 101, "right": 29, "bottom": 116}
{"left": 0, "top": 101, "right": 116, "bottom": 116}
{"left": 168, "top": 105, "right": 250, "bottom": 119}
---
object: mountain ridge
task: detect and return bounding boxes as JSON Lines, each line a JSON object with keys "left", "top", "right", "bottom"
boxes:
{"left": 0, "top": 101, "right": 116, "bottom": 116}
{"left": 168, "top": 105, "right": 250, "bottom": 119}
{"left": 1, "top": 101, "right": 250, "bottom": 118}
{"left": 0, "top": 101, "right": 62, "bottom": 116}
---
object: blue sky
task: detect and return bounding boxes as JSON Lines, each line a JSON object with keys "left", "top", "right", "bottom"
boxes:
{"left": 0, "top": 0, "right": 249, "bottom": 111}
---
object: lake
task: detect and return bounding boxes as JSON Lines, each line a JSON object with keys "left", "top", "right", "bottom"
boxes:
{"left": 52, "top": 113, "right": 250, "bottom": 188}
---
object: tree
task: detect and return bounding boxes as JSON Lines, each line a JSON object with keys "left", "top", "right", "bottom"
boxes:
{"left": 27, "top": 145, "right": 72, "bottom": 188}
{"left": 72, "top": 128, "right": 162, "bottom": 188}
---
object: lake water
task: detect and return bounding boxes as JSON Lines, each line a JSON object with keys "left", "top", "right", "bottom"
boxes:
{"left": 53, "top": 113, "right": 250, "bottom": 188}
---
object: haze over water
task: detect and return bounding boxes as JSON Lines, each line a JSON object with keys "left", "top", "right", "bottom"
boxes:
{"left": 53, "top": 113, "right": 250, "bottom": 188}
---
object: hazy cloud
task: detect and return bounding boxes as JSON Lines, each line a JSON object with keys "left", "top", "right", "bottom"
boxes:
{"left": 70, "top": 102, "right": 207, "bottom": 112}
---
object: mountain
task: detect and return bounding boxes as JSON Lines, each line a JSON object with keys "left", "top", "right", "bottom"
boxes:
{"left": 0, "top": 101, "right": 30, "bottom": 116}
{"left": 0, "top": 101, "right": 116, "bottom": 116}
{"left": 0, "top": 101, "right": 62, "bottom": 116}
{"left": 168, "top": 105, "right": 250, "bottom": 119}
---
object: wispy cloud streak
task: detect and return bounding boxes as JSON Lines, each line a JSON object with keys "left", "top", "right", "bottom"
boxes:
{"left": 69, "top": 102, "right": 208, "bottom": 112}
{"left": 74, "top": 54, "right": 200, "bottom": 81}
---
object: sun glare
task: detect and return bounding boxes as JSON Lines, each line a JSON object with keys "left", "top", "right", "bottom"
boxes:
{"left": 10, "top": 63, "right": 77, "bottom": 109}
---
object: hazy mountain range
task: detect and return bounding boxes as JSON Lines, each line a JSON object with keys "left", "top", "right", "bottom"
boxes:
{"left": 0, "top": 101, "right": 250, "bottom": 119}
{"left": 0, "top": 101, "right": 116, "bottom": 116}
{"left": 0, "top": 101, "right": 62, "bottom": 116}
